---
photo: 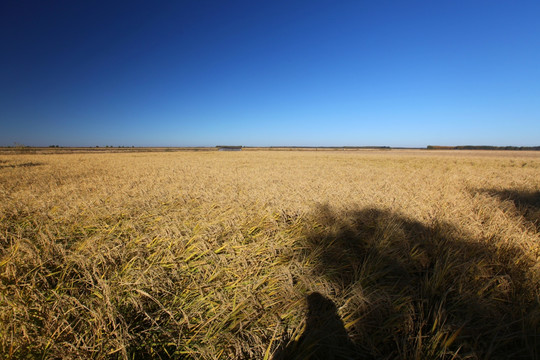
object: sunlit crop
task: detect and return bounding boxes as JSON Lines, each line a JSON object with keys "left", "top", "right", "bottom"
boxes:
{"left": 1, "top": 150, "right": 538, "bottom": 359}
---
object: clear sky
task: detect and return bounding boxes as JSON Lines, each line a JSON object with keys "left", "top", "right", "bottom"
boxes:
{"left": 1, "top": 1, "right": 539, "bottom": 147}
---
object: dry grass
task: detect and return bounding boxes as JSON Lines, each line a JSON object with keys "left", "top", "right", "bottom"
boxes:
{"left": 0, "top": 150, "right": 538, "bottom": 359}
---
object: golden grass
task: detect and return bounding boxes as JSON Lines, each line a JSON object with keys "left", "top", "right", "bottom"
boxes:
{"left": 0, "top": 150, "right": 539, "bottom": 359}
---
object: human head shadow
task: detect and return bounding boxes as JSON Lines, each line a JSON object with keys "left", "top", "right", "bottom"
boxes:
{"left": 273, "top": 292, "right": 358, "bottom": 360}
{"left": 477, "top": 188, "right": 540, "bottom": 231}
{"left": 282, "top": 205, "right": 538, "bottom": 359}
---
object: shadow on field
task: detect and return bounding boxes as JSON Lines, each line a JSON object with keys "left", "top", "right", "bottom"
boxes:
{"left": 480, "top": 188, "right": 540, "bottom": 231}
{"left": 277, "top": 205, "right": 538, "bottom": 359}
{"left": 0, "top": 161, "right": 44, "bottom": 169}
{"left": 273, "top": 292, "right": 357, "bottom": 360}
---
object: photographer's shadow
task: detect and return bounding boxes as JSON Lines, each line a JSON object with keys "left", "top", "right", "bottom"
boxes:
{"left": 273, "top": 292, "right": 358, "bottom": 360}
{"left": 273, "top": 204, "right": 537, "bottom": 359}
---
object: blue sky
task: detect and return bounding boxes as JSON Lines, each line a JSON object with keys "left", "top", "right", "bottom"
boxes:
{"left": 1, "top": 1, "right": 539, "bottom": 147}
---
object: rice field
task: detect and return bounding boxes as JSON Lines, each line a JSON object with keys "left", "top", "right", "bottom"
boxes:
{"left": 1, "top": 150, "right": 539, "bottom": 359}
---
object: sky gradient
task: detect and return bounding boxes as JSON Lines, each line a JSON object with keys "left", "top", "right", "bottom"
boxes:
{"left": 1, "top": 1, "right": 539, "bottom": 147}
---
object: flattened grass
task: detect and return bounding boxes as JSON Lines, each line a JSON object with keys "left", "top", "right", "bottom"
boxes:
{"left": 0, "top": 151, "right": 539, "bottom": 359}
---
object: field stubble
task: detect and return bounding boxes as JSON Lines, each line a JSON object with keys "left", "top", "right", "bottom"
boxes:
{"left": 0, "top": 150, "right": 538, "bottom": 359}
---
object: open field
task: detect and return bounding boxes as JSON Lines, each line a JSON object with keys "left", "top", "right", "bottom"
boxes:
{"left": 1, "top": 150, "right": 539, "bottom": 359}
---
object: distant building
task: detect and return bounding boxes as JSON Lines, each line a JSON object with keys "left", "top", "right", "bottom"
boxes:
{"left": 217, "top": 146, "right": 242, "bottom": 151}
